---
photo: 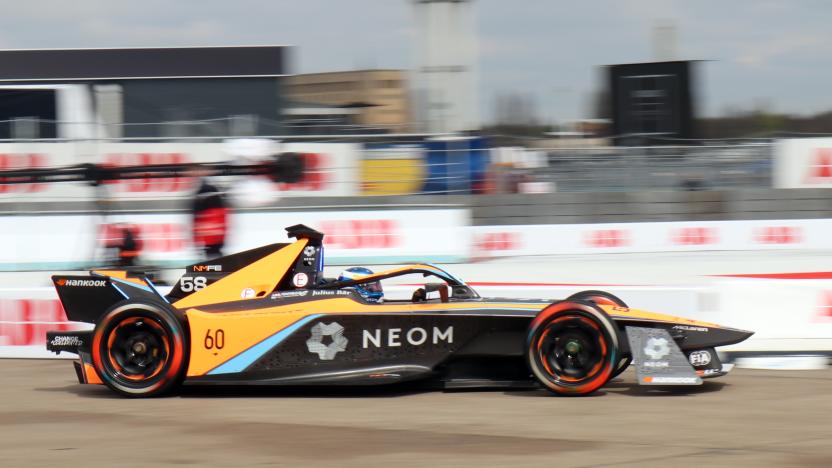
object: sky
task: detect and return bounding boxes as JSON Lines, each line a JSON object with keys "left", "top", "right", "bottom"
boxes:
{"left": 1, "top": 0, "right": 830, "bottom": 124}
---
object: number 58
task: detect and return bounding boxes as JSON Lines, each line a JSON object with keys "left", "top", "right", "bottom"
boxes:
{"left": 180, "top": 276, "right": 207, "bottom": 292}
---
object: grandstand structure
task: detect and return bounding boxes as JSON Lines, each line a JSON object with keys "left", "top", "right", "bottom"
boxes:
{"left": 0, "top": 46, "right": 288, "bottom": 139}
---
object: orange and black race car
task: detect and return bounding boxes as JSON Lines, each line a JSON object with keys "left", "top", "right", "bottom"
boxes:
{"left": 46, "top": 225, "right": 752, "bottom": 397}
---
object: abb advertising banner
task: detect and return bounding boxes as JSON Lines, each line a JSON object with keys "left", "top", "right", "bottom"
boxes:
{"left": 228, "top": 209, "right": 470, "bottom": 264}
{"left": 0, "top": 209, "right": 471, "bottom": 271}
{"left": 0, "top": 141, "right": 360, "bottom": 199}
{"left": 471, "top": 219, "right": 832, "bottom": 258}
{"left": 774, "top": 137, "right": 832, "bottom": 188}
{"left": 2, "top": 213, "right": 830, "bottom": 270}
{"left": 0, "top": 289, "right": 90, "bottom": 358}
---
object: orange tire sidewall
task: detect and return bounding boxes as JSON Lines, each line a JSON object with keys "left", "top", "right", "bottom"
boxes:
{"left": 567, "top": 290, "right": 627, "bottom": 308}
{"left": 91, "top": 303, "right": 186, "bottom": 396}
{"left": 527, "top": 301, "right": 618, "bottom": 395}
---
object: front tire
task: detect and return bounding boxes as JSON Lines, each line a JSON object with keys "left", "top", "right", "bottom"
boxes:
{"left": 566, "top": 290, "right": 627, "bottom": 308}
{"left": 566, "top": 290, "right": 631, "bottom": 379}
{"left": 526, "top": 301, "right": 619, "bottom": 396}
{"left": 91, "top": 302, "right": 188, "bottom": 397}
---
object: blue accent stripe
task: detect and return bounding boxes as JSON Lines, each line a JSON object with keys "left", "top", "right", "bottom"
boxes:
{"left": 110, "top": 282, "right": 129, "bottom": 300}
{"left": 111, "top": 277, "right": 153, "bottom": 293}
{"left": 145, "top": 279, "right": 169, "bottom": 303}
{"left": 207, "top": 314, "right": 323, "bottom": 375}
{"left": 318, "top": 246, "right": 324, "bottom": 272}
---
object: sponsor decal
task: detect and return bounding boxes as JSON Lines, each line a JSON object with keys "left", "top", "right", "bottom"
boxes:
{"left": 643, "top": 361, "right": 670, "bottom": 368}
{"left": 814, "top": 291, "right": 832, "bottom": 322}
{"left": 271, "top": 290, "right": 309, "bottom": 299}
{"left": 0, "top": 299, "right": 77, "bottom": 347}
{"left": 362, "top": 326, "right": 453, "bottom": 348}
{"left": 193, "top": 264, "right": 222, "bottom": 272}
{"left": 63, "top": 279, "right": 107, "bottom": 287}
{"left": 311, "top": 290, "right": 354, "bottom": 297}
{"left": 306, "top": 322, "right": 348, "bottom": 360}
{"left": 584, "top": 229, "right": 630, "bottom": 248}
{"left": 49, "top": 335, "right": 84, "bottom": 348}
{"left": 301, "top": 245, "right": 318, "bottom": 266}
{"left": 320, "top": 219, "right": 401, "bottom": 249}
{"left": 0, "top": 153, "right": 48, "bottom": 194}
{"left": 804, "top": 148, "right": 832, "bottom": 184}
{"left": 688, "top": 350, "right": 712, "bottom": 367}
{"left": 643, "top": 337, "right": 671, "bottom": 360}
{"left": 642, "top": 376, "right": 699, "bottom": 384}
{"left": 475, "top": 232, "right": 521, "bottom": 252}
{"left": 671, "top": 227, "right": 718, "bottom": 246}
{"left": 292, "top": 272, "right": 309, "bottom": 288}
{"left": 240, "top": 288, "right": 256, "bottom": 299}
{"left": 672, "top": 325, "right": 709, "bottom": 332}
{"left": 754, "top": 226, "right": 802, "bottom": 245}
{"left": 696, "top": 368, "right": 723, "bottom": 377}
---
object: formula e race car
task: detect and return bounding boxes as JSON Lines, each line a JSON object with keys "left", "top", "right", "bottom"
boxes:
{"left": 47, "top": 225, "right": 752, "bottom": 397}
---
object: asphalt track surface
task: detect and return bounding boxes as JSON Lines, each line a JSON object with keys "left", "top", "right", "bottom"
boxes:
{"left": 2, "top": 359, "right": 831, "bottom": 467}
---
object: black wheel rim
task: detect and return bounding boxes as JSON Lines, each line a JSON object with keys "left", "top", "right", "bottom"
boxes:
{"left": 538, "top": 316, "right": 606, "bottom": 382}
{"left": 105, "top": 317, "right": 170, "bottom": 382}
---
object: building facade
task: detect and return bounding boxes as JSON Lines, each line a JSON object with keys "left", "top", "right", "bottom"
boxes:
{"left": 284, "top": 70, "right": 411, "bottom": 132}
{"left": 0, "top": 46, "right": 289, "bottom": 139}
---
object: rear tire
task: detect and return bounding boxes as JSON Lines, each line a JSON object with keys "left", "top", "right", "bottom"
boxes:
{"left": 91, "top": 302, "right": 188, "bottom": 398}
{"left": 526, "top": 301, "right": 619, "bottom": 396}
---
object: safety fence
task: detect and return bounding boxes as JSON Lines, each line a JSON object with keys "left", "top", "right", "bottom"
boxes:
{"left": 0, "top": 137, "right": 783, "bottom": 202}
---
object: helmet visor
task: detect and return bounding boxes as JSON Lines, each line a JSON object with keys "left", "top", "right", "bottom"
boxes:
{"left": 363, "top": 281, "right": 383, "bottom": 293}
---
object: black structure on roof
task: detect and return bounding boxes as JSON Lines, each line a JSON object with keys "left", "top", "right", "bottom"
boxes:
{"left": 0, "top": 46, "right": 287, "bottom": 81}
{"left": 607, "top": 60, "right": 698, "bottom": 145}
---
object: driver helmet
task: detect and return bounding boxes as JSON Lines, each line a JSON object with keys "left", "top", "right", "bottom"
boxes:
{"left": 338, "top": 267, "right": 383, "bottom": 303}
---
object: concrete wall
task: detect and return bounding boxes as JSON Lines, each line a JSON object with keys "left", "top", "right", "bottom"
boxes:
{"left": 4, "top": 189, "right": 832, "bottom": 225}
{"left": 470, "top": 189, "right": 832, "bottom": 225}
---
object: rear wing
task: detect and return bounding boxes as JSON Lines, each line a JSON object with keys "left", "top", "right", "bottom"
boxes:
{"left": 52, "top": 272, "right": 166, "bottom": 323}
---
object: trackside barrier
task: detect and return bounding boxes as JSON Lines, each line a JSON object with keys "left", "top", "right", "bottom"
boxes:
{"left": 4, "top": 216, "right": 832, "bottom": 271}
{"left": 0, "top": 209, "right": 470, "bottom": 270}
{"left": 709, "top": 277, "right": 832, "bottom": 353}
{"left": 774, "top": 137, "right": 832, "bottom": 189}
{"left": 0, "top": 288, "right": 90, "bottom": 359}
{"left": 470, "top": 219, "right": 832, "bottom": 258}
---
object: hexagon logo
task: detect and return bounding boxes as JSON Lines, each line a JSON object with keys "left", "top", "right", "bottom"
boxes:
{"left": 306, "top": 322, "right": 348, "bottom": 360}
{"left": 643, "top": 337, "right": 670, "bottom": 360}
